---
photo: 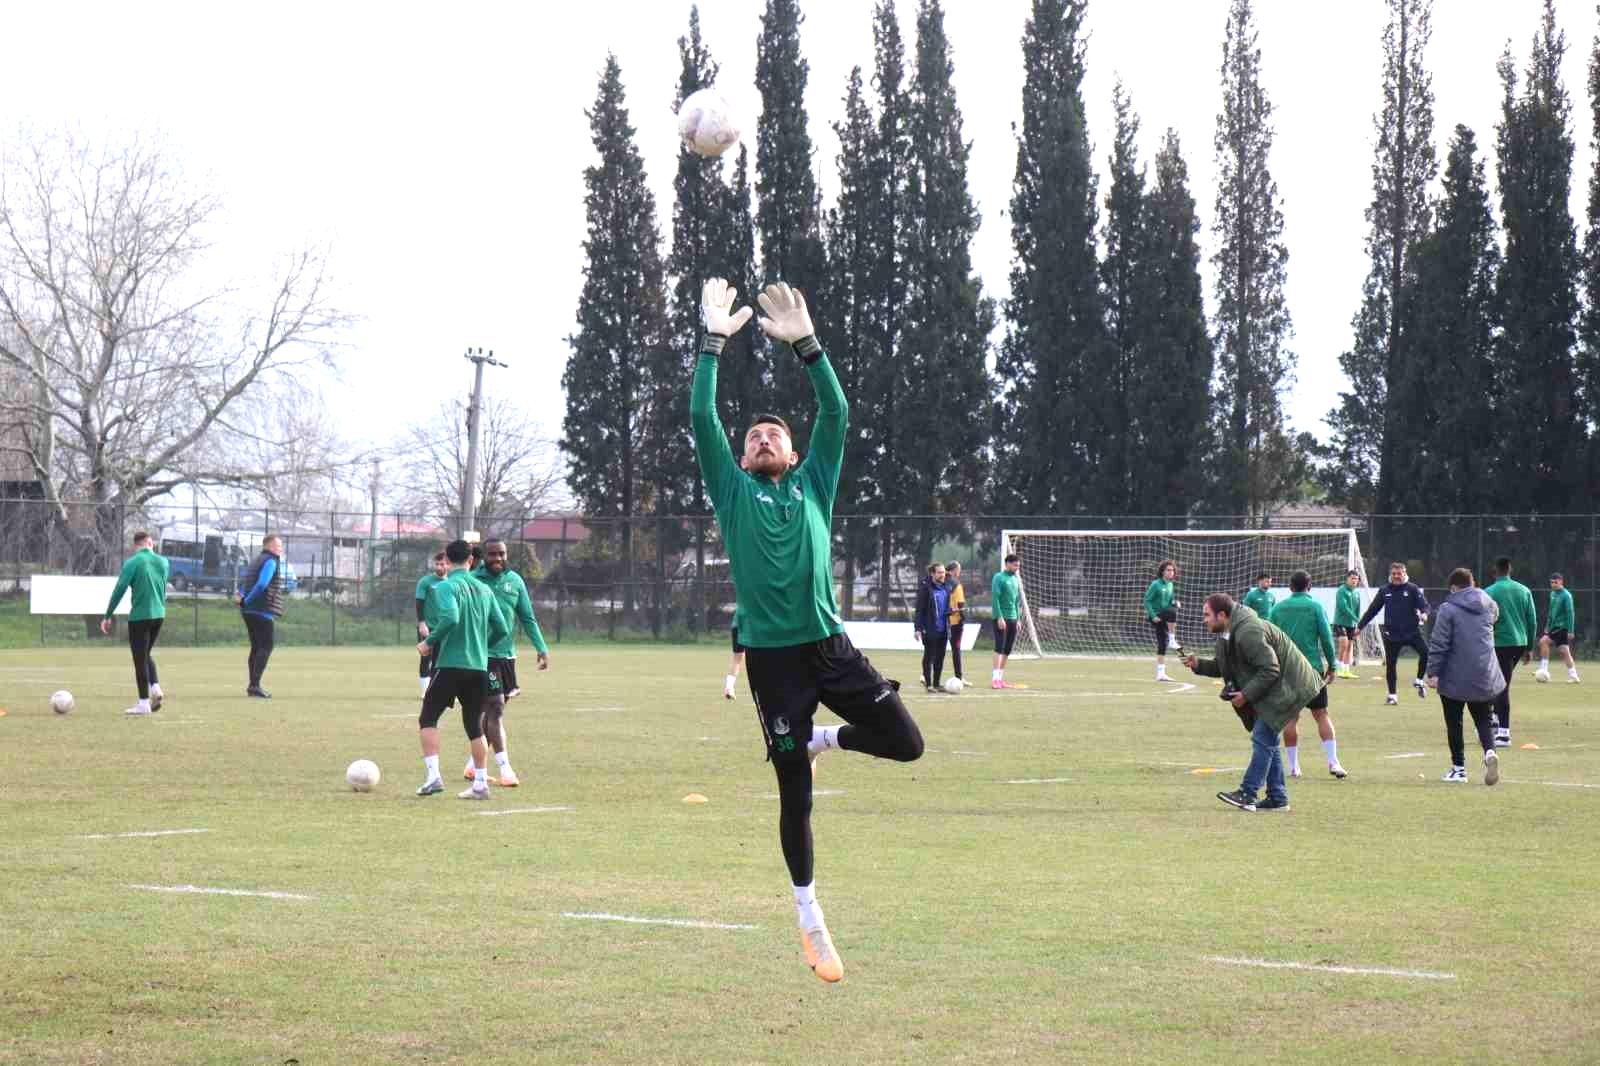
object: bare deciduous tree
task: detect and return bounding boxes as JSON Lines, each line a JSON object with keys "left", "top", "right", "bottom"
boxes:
{"left": 0, "top": 132, "right": 347, "bottom": 574}
{"left": 398, "top": 395, "right": 568, "bottom": 538}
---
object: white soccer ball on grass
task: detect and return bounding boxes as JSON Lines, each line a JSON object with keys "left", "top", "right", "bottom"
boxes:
{"left": 345, "top": 759, "right": 381, "bottom": 792}
{"left": 942, "top": 676, "right": 964, "bottom": 695}
{"left": 50, "top": 690, "right": 74, "bottom": 715}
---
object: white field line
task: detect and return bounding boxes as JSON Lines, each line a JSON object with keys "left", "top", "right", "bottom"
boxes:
{"left": 1502, "top": 779, "right": 1600, "bottom": 790}
{"left": 561, "top": 911, "right": 755, "bottom": 931}
{"left": 1204, "top": 955, "right": 1455, "bottom": 980}
{"left": 79, "top": 828, "right": 210, "bottom": 840}
{"left": 128, "top": 884, "right": 313, "bottom": 901}
{"left": 924, "top": 749, "right": 990, "bottom": 756}
{"left": 1385, "top": 752, "right": 1428, "bottom": 760}
{"left": 1003, "top": 777, "right": 1072, "bottom": 785}
{"left": 1162, "top": 683, "right": 1198, "bottom": 694}
{"left": 150, "top": 719, "right": 204, "bottom": 725}
{"left": 474, "top": 805, "right": 576, "bottom": 817}
{"left": 950, "top": 750, "right": 989, "bottom": 756}
{"left": 570, "top": 706, "right": 628, "bottom": 713}
{"left": 760, "top": 788, "right": 845, "bottom": 799}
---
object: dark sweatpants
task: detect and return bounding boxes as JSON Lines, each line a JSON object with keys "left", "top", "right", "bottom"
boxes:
{"left": 127, "top": 618, "right": 162, "bottom": 700}
{"left": 947, "top": 623, "right": 965, "bottom": 680}
{"left": 1492, "top": 645, "right": 1525, "bottom": 732}
{"left": 1383, "top": 633, "right": 1429, "bottom": 694}
{"left": 244, "top": 614, "right": 275, "bottom": 688}
{"left": 922, "top": 630, "right": 948, "bottom": 688}
{"left": 1441, "top": 696, "right": 1496, "bottom": 768}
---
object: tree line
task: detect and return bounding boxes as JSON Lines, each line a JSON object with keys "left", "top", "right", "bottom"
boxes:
{"left": 562, "top": 0, "right": 1600, "bottom": 538}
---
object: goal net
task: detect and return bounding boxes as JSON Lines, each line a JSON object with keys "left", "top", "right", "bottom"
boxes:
{"left": 1000, "top": 529, "right": 1382, "bottom": 660}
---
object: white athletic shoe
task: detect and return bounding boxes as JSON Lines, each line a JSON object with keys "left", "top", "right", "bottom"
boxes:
{"left": 1568, "top": 669, "right": 1581, "bottom": 684}
{"left": 1482, "top": 749, "right": 1500, "bottom": 787}
{"left": 458, "top": 784, "right": 490, "bottom": 801}
{"left": 1385, "top": 694, "right": 1399, "bottom": 706}
{"left": 1155, "top": 669, "right": 1170, "bottom": 683}
{"left": 124, "top": 704, "right": 151, "bottom": 716}
{"left": 1288, "top": 765, "right": 1302, "bottom": 779}
{"left": 1534, "top": 668, "right": 1551, "bottom": 683}
{"left": 1441, "top": 766, "right": 1467, "bottom": 783}
{"left": 1412, "top": 678, "right": 1427, "bottom": 699}
{"left": 1328, "top": 761, "right": 1348, "bottom": 779}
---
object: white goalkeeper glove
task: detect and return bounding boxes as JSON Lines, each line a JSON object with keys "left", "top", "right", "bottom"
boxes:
{"left": 701, "top": 278, "right": 754, "bottom": 338}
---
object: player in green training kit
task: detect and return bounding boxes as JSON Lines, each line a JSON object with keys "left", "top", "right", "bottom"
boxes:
{"left": 414, "top": 540, "right": 510, "bottom": 801}
{"left": 1241, "top": 573, "right": 1275, "bottom": 618}
{"left": 692, "top": 278, "right": 924, "bottom": 984}
{"left": 100, "top": 531, "right": 170, "bottom": 716}
{"left": 464, "top": 539, "right": 551, "bottom": 787}
{"left": 1268, "top": 570, "right": 1346, "bottom": 778}
{"left": 991, "top": 554, "right": 1022, "bottom": 687}
{"left": 1484, "top": 556, "right": 1538, "bottom": 747}
{"left": 1143, "top": 560, "right": 1182, "bottom": 682}
{"left": 415, "top": 551, "right": 448, "bottom": 697}
{"left": 1333, "top": 570, "right": 1362, "bottom": 678}
{"left": 1537, "top": 572, "right": 1580, "bottom": 683}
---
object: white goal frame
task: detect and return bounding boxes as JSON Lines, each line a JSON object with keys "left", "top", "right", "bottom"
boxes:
{"left": 999, "top": 528, "right": 1379, "bottom": 660}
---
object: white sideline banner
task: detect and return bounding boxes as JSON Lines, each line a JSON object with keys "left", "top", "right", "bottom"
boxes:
{"left": 31, "top": 575, "right": 129, "bottom": 616}
{"left": 843, "top": 620, "right": 981, "bottom": 652}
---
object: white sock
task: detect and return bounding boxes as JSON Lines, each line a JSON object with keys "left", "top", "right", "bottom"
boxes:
{"left": 1322, "top": 738, "right": 1338, "bottom": 764}
{"left": 1285, "top": 745, "right": 1299, "bottom": 772}
{"left": 137, "top": 697, "right": 151, "bottom": 712}
{"left": 724, "top": 673, "right": 736, "bottom": 690}
{"left": 793, "top": 882, "right": 823, "bottom": 930}
{"left": 423, "top": 754, "right": 440, "bottom": 780}
{"left": 473, "top": 766, "right": 487, "bottom": 787}
{"left": 1540, "top": 658, "right": 1549, "bottom": 670}
{"left": 465, "top": 756, "right": 476, "bottom": 773}
{"left": 150, "top": 684, "right": 163, "bottom": 697}
{"left": 495, "top": 750, "right": 511, "bottom": 769}
{"left": 808, "top": 724, "right": 841, "bottom": 758}
{"left": 993, "top": 668, "right": 1003, "bottom": 682}
{"left": 419, "top": 676, "right": 430, "bottom": 696}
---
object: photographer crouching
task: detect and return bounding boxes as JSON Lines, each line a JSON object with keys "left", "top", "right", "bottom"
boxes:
{"left": 1183, "top": 592, "right": 1325, "bottom": 813}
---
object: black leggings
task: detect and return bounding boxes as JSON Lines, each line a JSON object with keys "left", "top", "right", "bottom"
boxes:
{"left": 947, "top": 623, "right": 964, "bottom": 679}
{"left": 244, "top": 614, "right": 274, "bottom": 687}
{"left": 1493, "top": 646, "right": 1524, "bottom": 730}
{"left": 1383, "top": 633, "right": 1429, "bottom": 693}
{"left": 922, "top": 632, "right": 948, "bottom": 687}
{"left": 1152, "top": 608, "right": 1178, "bottom": 655}
{"left": 1441, "top": 696, "right": 1496, "bottom": 767}
{"left": 127, "top": 618, "right": 162, "bottom": 699}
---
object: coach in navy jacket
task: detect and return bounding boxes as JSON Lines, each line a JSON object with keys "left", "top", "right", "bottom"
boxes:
{"left": 1356, "top": 561, "right": 1432, "bottom": 701}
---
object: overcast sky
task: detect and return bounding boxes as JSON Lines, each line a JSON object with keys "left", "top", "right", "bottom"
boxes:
{"left": 3, "top": 0, "right": 1595, "bottom": 499}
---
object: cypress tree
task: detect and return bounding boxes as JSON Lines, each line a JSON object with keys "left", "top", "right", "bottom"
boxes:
{"left": 900, "top": 0, "right": 996, "bottom": 551}
{"left": 1578, "top": 11, "right": 1600, "bottom": 501}
{"left": 1401, "top": 126, "right": 1500, "bottom": 513}
{"left": 755, "top": 0, "right": 829, "bottom": 437}
{"left": 1098, "top": 81, "right": 1147, "bottom": 514}
{"left": 998, "top": 0, "right": 1106, "bottom": 514}
{"left": 561, "top": 56, "right": 670, "bottom": 597}
{"left": 1326, "top": 0, "right": 1437, "bottom": 514}
{"left": 1494, "top": 2, "right": 1587, "bottom": 512}
{"left": 1138, "top": 130, "right": 1215, "bottom": 516}
{"left": 1210, "top": 0, "right": 1299, "bottom": 517}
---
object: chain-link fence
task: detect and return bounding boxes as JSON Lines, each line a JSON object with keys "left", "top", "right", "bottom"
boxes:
{"left": 1, "top": 498, "right": 1595, "bottom": 653}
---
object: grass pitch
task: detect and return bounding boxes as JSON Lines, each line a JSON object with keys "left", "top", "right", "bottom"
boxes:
{"left": 2, "top": 644, "right": 1597, "bottom": 1065}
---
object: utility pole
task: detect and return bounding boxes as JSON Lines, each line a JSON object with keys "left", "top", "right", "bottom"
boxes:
{"left": 461, "top": 347, "right": 506, "bottom": 538}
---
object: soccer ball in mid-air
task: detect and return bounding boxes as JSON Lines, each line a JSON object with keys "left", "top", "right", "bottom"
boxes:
{"left": 677, "top": 88, "right": 740, "bottom": 158}
{"left": 942, "top": 676, "right": 964, "bottom": 695}
{"left": 50, "top": 690, "right": 74, "bottom": 715}
{"left": 345, "top": 759, "right": 381, "bottom": 792}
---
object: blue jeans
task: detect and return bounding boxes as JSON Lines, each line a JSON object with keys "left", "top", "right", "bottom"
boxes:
{"left": 1240, "top": 716, "right": 1287, "bottom": 802}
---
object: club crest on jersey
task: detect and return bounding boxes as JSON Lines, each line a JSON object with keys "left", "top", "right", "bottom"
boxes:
{"left": 756, "top": 492, "right": 776, "bottom": 506}
{"left": 772, "top": 716, "right": 791, "bottom": 736}
{"left": 789, "top": 485, "right": 802, "bottom": 501}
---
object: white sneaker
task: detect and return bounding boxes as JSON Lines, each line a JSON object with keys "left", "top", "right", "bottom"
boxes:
{"left": 1569, "top": 670, "right": 1581, "bottom": 684}
{"left": 1534, "top": 668, "right": 1551, "bottom": 683}
{"left": 1412, "top": 678, "right": 1427, "bottom": 699}
{"left": 1288, "top": 765, "right": 1302, "bottom": 779}
{"left": 124, "top": 704, "right": 151, "bottom": 716}
{"left": 458, "top": 784, "right": 490, "bottom": 801}
{"left": 1481, "top": 749, "right": 1500, "bottom": 786}
{"left": 1155, "top": 670, "right": 1170, "bottom": 683}
{"left": 1329, "top": 761, "right": 1348, "bottom": 779}
{"left": 1494, "top": 729, "right": 1510, "bottom": 749}
{"left": 1441, "top": 766, "right": 1467, "bottom": 783}
{"left": 1385, "top": 694, "right": 1399, "bottom": 706}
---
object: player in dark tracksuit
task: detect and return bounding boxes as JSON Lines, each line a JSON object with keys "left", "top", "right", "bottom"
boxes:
{"left": 1356, "top": 561, "right": 1431, "bottom": 703}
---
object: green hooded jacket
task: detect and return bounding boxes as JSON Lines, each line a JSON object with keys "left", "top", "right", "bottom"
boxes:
{"left": 1190, "top": 604, "right": 1324, "bottom": 731}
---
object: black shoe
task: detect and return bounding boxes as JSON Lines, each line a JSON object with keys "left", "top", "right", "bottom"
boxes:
{"left": 1255, "top": 796, "right": 1291, "bottom": 812}
{"left": 246, "top": 686, "right": 272, "bottom": 699}
{"left": 150, "top": 694, "right": 163, "bottom": 712}
{"left": 1217, "top": 789, "right": 1257, "bottom": 812}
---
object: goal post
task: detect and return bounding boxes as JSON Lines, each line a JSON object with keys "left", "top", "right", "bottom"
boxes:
{"left": 999, "top": 528, "right": 1382, "bottom": 660}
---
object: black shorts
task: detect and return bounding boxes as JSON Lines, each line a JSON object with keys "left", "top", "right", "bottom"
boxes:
{"left": 488, "top": 657, "right": 518, "bottom": 701}
{"left": 1547, "top": 629, "right": 1572, "bottom": 647}
{"left": 994, "top": 618, "right": 1020, "bottom": 656}
{"left": 419, "top": 667, "right": 488, "bottom": 738}
{"left": 731, "top": 625, "right": 746, "bottom": 655}
{"left": 745, "top": 634, "right": 899, "bottom": 763}
{"left": 1332, "top": 625, "right": 1357, "bottom": 639}
{"left": 1306, "top": 685, "right": 1329, "bottom": 712}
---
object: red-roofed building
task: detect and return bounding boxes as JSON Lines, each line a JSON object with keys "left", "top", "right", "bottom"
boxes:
{"left": 518, "top": 514, "right": 591, "bottom": 569}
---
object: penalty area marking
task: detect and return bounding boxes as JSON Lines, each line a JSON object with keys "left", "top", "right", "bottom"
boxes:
{"left": 79, "top": 828, "right": 210, "bottom": 840}
{"left": 561, "top": 912, "right": 756, "bottom": 931}
{"left": 1203, "top": 955, "right": 1455, "bottom": 981}
{"left": 474, "top": 805, "right": 576, "bottom": 817}
{"left": 1502, "top": 778, "right": 1600, "bottom": 790}
{"left": 128, "top": 884, "right": 313, "bottom": 901}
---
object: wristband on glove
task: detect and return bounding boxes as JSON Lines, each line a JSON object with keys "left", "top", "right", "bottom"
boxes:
{"left": 791, "top": 334, "right": 822, "bottom": 364}
{"left": 701, "top": 332, "right": 728, "bottom": 356}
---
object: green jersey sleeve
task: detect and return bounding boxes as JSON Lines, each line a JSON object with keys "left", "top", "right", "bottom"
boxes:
{"left": 515, "top": 577, "right": 549, "bottom": 654}
{"left": 104, "top": 556, "right": 137, "bottom": 619}
{"left": 798, "top": 355, "right": 847, "bottom": 506}
{"left": 690, "top": 354, "right": 741, "bottom": 516}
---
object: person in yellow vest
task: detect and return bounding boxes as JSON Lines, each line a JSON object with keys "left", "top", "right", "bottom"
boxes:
{"left": 945, "top": 561, "right": 968, "bottom": 688}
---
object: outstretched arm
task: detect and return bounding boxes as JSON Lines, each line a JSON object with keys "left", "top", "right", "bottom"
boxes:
{"left": 1356, "top": 591, "right": 1384, "bottom": 631}
{"left": 758, "top": 283, "right": 846, "bottom": 487}
{"left": 691, "top": 278, "right": 754, "bottom": 510}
